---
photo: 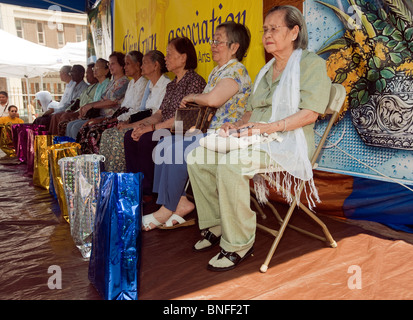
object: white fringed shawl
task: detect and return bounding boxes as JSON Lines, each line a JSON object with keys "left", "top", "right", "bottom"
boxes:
{"left": 252, "top": 49, "right": 320, "bottom": 209}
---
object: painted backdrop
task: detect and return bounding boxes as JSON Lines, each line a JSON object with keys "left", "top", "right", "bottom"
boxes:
{"left": 306, "top": 0, "right": 413, "bottom": 186}
{"left": 304, "top": 0, "right": 413, "bottom": 232}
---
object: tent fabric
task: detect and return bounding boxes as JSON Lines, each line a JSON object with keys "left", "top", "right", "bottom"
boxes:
{"left": 0, "top": 29, "right": 64, "bottom": 78}
{"left": 0, "top": 0, "right": 95, "bottom": 13}
{"left": 0, "top": 30, "right": 86, "bottom": 78}
{"left": 58, "top": 41, "right": 88, "bottom": 66}
{"left": 343, "top": 177, "right": 413, "bottom": 233}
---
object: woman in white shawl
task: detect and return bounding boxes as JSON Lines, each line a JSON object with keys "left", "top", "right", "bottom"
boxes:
{"left": 187, "top": 5, "right": 332, "bottom": 271}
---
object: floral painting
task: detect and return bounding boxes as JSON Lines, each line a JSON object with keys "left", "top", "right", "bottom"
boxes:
{"left": 316, "top": 0, "right": 413, "bottom": 150}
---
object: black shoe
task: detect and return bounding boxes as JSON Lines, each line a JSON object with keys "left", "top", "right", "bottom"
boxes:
{"left": 193, "top": 229, "right": 221, "bottom": 252}
{"left": 207, "top": 247, "right": 254, "bottom": 272}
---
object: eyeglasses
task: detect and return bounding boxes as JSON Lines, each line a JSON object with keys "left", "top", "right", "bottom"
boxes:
{"left": 209, "top": 39, "right": 232, "bottom": 46}
{"left": 262, "top": 25, "right": 288, "bottom": 35}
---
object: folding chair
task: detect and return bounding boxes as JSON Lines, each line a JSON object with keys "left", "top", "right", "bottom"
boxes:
{"left": 250, "top": 83, "right": 347, "bottom": 273}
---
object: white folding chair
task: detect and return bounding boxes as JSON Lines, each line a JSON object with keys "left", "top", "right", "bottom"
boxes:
{"left": 250, "top": 83, "right": 347, "bottom": 273}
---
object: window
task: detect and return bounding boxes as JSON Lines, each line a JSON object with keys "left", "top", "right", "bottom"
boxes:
{"left": 75, "top": 25, "right": 83, "bottom": 42}
{"left": 15, "top": 19, "right": 23, "bottom": 38}
{"left": 37, "top": 22, "right": 45, "bottom": 44}
{"left": 57, "top": 31, "right": 65, "bottom": 46}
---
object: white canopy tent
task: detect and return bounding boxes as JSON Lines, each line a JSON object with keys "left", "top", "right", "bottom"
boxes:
{"left": 0, "top": 29, "right": 86, "bottom": 78}
{"left": 57, "top": 41, "right": 88, "bottom": 67}
{"left": 0, "top": 29, "right": 87, "bottom": 120}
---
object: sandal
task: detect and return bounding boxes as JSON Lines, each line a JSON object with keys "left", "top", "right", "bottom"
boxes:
{"left": 207, "top": 247, "right": 254, "bottom": 272}
{"left": 158, "top": 214, "right": 196, "bottom": 230}
{"left": 142, "top": 213, "right": 163, "bottom": 231}
{"left": 193, "top": 229, "right": 221, "bottom": 252}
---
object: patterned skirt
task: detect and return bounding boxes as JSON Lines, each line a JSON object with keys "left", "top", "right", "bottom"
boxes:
{"left": 99, "top": 110, "right": 152, "bottom": 172}
{"left": 77, "top": 107, "right": 128, "bottom": 154}
{"left": 99, "top": 127, "right": 131, "bottom": 172}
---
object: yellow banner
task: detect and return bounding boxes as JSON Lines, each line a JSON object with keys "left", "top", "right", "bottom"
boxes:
{"left": 113, "top": 0, "right": 264, "bottom": 81}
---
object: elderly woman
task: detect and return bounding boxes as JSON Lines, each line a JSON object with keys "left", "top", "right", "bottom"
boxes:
{"left": 77, "top": 51, "right": 148, "bottom": 154}
{"left": 145, "top": 21, "right": 252, "bottom": 231}
{"left": 76, "top": 51, "right": 130, "bottom": 153}
{"left": 65, "top": 52, "right": 129, "bottom": 142}
{"left": 187, "top": 6, "right": 332, "bottom": 271}
{"left": 123, "top": 38, "right": 207, "bottom": 202}
{"left": 99, "top": 49, "right": 171, "bottom": 171}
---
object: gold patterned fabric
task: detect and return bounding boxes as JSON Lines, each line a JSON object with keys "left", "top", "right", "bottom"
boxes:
{"left": 0, "top": 124, "right": 16, "bottom": 157}
{"left": 33, "top": 135, "right": 55, "bottom": 190}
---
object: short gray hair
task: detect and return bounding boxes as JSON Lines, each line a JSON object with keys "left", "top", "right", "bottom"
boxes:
{"left": 60, "top": 65, "right": 72, "bottom": 75}
{"left": 266, "top": 5, "right": 308, "bottom": 50}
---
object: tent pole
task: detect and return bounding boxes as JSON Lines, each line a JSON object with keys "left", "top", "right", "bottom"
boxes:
{"left": 25, "top": 76, "right": 33, "bottom": 123}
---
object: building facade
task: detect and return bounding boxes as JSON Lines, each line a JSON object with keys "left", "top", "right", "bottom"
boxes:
{"left": 0, "top": 3, "right": 87, "bottom": 120}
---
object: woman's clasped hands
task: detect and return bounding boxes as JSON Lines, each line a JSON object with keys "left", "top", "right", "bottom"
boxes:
{"left": 131, "top": 122, "right": 151, "bottom": 141}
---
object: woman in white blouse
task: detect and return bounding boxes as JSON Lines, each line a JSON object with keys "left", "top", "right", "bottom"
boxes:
{"left": 99, "top": 50, "right": 171, "bottom": 171}
{"left": 117, "top": 52, "right": 171, "bottom": 131}
{"left": 116, "top": 51, "right": 149, "bottom": 125}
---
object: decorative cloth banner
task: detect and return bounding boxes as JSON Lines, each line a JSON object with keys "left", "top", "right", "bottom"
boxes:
{"left": 89, "top": 172, "right": 143, "bottom": 300}
{"left": 113, "top": 0, "right": 264, "bottom": 82}
{"left": 59, "top": 154, "right": 105, "bottom": 258}
{"left": 47, "top": 142, "right": 81, "bottom": 223}
{"left": 33, "top": 135, "right": 55, "bottom": 190}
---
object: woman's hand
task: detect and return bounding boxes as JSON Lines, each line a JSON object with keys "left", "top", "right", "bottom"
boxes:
{"left": 117, "top": 120, "right": 130, "bottom": 130}
{"left": 179, "top": 94, "right": 197, "bottom": 108}
{"left": 218, "top": 122, "right": 239, "bottom": 137}
{"left": 79, "top": 104, "right": 93, "bottom": 118}
{"left": 131, "top": 124, "right": 152, "bottom": 141}
{"left": 227, "top": 122, "right": 274, "bottom": 137}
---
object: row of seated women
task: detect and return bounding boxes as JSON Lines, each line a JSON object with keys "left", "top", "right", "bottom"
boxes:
{"left": 51, "top": 5, "right": 332, "bottom": 272}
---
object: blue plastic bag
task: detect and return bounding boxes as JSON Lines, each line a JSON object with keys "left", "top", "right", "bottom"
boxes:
{"left": 88, "top": 172, "right": 143, "bottom": 300}
{"left": 53, "top": 136, "right": 76, "bottom": 144}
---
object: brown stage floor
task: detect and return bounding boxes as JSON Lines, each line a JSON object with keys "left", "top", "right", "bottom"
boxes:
{"left": 1, "top": 156, "right": 413, "bottom": 301}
